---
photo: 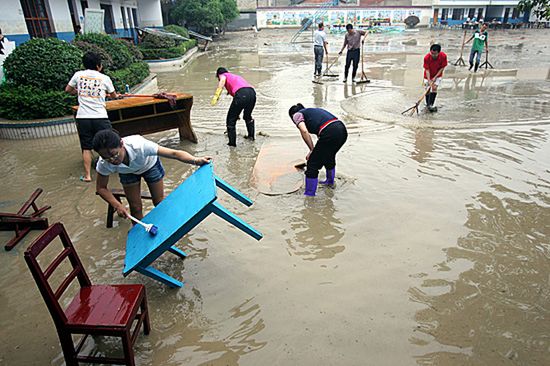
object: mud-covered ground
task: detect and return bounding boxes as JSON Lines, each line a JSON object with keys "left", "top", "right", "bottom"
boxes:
{"left": 1, "top": 28, "right": 549, "bottom": 365}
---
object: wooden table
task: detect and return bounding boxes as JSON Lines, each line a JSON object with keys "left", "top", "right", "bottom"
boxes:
{"left": 123, "top": 163, "right": 263, "bottom": 287}
{"left": 72, "top": 93, "right": 197, "bottom": 142}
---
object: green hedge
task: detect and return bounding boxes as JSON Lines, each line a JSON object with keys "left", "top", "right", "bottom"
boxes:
{"left": 0, "top": 85, "right": 77, "bottom": 120}
{"left": 119, "top": 39, "right": 143, "bottom": 62}
{"left": 140, "top": 33, "right": 177, "bottom": 49}
{"left": 3, "top": 38, "right": 82, "bottom": 91}
{"left": 106, "top": 61, "right": 150, "bottom": 92}
{"left": 0, "top": 35, "right": 150, "bottom": 120}
{"left": 74, "top": 33, "right": 133, "bottom": 70}
{"left": 72, "top": 41, "right": 114, "bottom": 70}
{"left": 139, "top": 39, "right": 196, "bottom": 60}
{"left": 164, "top": 24, "right": 190, "bottom": 38}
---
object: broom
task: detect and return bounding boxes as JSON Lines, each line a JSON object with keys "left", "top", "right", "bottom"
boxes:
{"left": 401, "top": 87, "right": 431, "bottom": 116}
{"left": 453, "top": 30, "right": 467, "bottom": 66}
{"left": 322, "top": 54, "right": 340, "bottom": 77}
{"left": 356, "top": 41, "right": 371, "bottom": 85}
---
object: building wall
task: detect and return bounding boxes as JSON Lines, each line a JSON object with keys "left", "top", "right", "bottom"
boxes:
{"left": 432, "top": 4, "right": 527, "bottom": 25}
{"left": 1, "top": 2, "right": 31, "bottom": 45}
{"left": 257, "top": 7, "right": 433, "bottom": 28}
{"left": 137, "top": 0, "right": 163, "bottom": 27}
{"left": 1, "top": 0, "right": 163, "bottom": 46}
{"left": 48, "top": 0, "right": 75, "bottom": 41}
{"left": 237, "top": 0, "right": 258, "bottom": 12}
{"left": 412, "top": 0, "right": 432, "bottom": 5}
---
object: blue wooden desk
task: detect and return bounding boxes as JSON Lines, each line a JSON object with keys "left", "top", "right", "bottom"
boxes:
{"left": 123, "top": 163, "right": 262, "bottom": 287}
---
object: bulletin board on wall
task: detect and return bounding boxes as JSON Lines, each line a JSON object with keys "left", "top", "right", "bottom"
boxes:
{"left": 84, "top": 8, "right": 105, "bottom": 33}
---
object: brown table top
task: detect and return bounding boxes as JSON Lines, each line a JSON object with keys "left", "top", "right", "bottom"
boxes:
{"left": 72, "top": 93, "right": 192, "bottom": 111}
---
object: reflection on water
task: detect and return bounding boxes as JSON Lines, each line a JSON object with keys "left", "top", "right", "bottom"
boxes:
{"left": 411, "top": 128, "right": 435, "bottom": 163}
{"left": 409, "top": 187, "right": 550, "bottom": 365}
{"left": 287, "top": 193, "right": 346, "bottom": 261}
{"left": 140, "top": 288, "right": 266, "bottom": 365}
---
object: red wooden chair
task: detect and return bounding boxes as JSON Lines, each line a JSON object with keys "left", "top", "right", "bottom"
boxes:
{"left": 1, "top": 188, "right": 50, "bottom": 251}
{"left": 24, "top": 223, "right": 151, "bottom": 366}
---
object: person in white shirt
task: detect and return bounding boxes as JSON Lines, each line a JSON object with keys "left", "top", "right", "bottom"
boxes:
{"left": 65, "top": 52, "right": 118, "bottom": 182}
{"left": 93, "top": 129, "right": 212, "bottom": 220}
{"left": 313, "top": 22, "right": 328, "bottom": 77}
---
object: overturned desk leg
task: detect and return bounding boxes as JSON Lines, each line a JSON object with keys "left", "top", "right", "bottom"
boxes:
{"left": 210, "top": 201, "right": 263, "bottom": 240}
{"left": 215, "top": 176, "right": 253, "bottom": 206}
{"left": 135, "top": 265, "right": 184, "bottom": 288}
{"left": 168, "top": 246, "right": 187, "bottom": 258}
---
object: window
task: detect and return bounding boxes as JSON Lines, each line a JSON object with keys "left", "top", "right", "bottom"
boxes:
{"left": 512, "top": 7, "right": 520, "bottom": 19}
{"left": 452, "top": 8, "right": 464, "bottom": 21}
{"left": 477, "top": 8, "right": 484, "bottom": 20}
{"left": 127, "top": 7, "right": 133, "bottom": 28}
{"left": 131, "top": 8, "right": 139, "bottom": 27}
{"left": 441, "top": 8, "right": 448, "bottom": 21}
{"left": 100, "top": 3, "right": 115, "bottom": 34}
{"left": 68, "top": 0, "right": 80, "bottom": 33}
{"left": 468, "top": 8, "right": 476, "bottom": 19}
{"left": 504, "top": 7, "right": 510, "bottom": 21}
{"left": 121, "top": 6, "right": 128, "bottom": 29}
{"left": 19, "top": 0, "right": 53, "bottom": 38}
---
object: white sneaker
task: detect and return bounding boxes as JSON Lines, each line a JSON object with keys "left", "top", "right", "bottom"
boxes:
{"left": 343, "top": 78, "right": 347, "bottom": 83}
{"left": 352, "top": 78, "right": 357, "bottom": 83}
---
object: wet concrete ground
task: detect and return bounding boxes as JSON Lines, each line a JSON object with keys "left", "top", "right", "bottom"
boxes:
{"left": 1, "top": 28, "right": 549, "bottom": 365}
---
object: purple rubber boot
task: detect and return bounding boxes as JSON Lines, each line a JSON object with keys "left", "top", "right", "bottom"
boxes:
{"left": 320, "top": 168, "right": 335, "bottom": 185}
{"left": 304, "top": 177, "right": 318, "bottom": 197}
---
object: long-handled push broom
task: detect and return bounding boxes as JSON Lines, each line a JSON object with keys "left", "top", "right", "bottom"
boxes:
{"left": 356, "top": 41, "right": 370, "bottom": 85}
{"left": 453, "top": 30, "right": 467, "bottom": 66}
{"left": 401, "top": 87, "right": 431, "bottom": 116}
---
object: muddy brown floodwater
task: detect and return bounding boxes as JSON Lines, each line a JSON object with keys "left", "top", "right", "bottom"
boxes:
{"left": 1, "top": 28, "right": 550, "bottom": 366}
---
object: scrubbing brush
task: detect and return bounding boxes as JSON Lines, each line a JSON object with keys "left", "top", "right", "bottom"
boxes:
{"left": 128, "top": 214, "right": 158, "bottom": 235}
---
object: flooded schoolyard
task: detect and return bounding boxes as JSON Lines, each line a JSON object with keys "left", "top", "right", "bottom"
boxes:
{"left": 1, "top": 27, "right": 549, "bottom": 365}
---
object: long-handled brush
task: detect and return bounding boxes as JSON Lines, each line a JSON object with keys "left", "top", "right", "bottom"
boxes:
{"left": 479, "top": 48, "right": 494, "bottom": 70}
{"left": 401, "top": 87, "right": 431, "bottom": 116}
{"left": 128, "top": 214, "right": 159, "bottom": 236}
{"left": 453, "top": 30, "right": 467, "bottom": 66}
{"left": 322, "top": 54, "right": 340, "bottom": 77}
{"left": 356, "top": 41, "right": 371, "bottom": 85}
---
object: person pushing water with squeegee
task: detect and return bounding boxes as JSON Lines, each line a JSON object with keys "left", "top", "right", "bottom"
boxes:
{"left": 423, "top": 43, "right": 448, "bottom": 113}
{"left": 92, "top": 130, "right": 211, "bottom": 224}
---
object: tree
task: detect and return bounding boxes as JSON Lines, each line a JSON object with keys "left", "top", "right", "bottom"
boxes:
{"left": 219, "top": 0, "right": 239, "bottom": 32}
{"left": 518, "top": 0, "right": 550, "bottom": 20}
{"left": 172, "top": 0, "right": 224, "bottom": 33}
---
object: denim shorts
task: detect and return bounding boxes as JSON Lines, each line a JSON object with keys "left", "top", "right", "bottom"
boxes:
{"left": 119, "top": 158, "right": 165, "bottom": 185}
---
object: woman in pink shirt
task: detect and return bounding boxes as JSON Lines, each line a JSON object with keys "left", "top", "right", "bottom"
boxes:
{"left": 211, "top": 67, "right": 256, "bottom": 146}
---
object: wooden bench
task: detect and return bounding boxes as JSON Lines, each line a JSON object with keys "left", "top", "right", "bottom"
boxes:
{"left": 96, "top": 189, "right": 153, "bottom": 228}
{"left": 73, "top": 93, "right": 197, "bottom": 143}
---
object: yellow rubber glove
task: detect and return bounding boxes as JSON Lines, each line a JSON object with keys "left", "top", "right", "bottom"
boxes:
{"left": 211, "top": 87, "right": 223, "bottom": 106}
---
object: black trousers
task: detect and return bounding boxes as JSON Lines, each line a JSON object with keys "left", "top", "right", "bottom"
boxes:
{"left": 344, "top": 48, "right": 360, "bottom": 79}
{"left": 227, "top": 87, "right": 256, "bottom": 128}
{"left": 306, "top": 121, "right": 348, "bottom": 179}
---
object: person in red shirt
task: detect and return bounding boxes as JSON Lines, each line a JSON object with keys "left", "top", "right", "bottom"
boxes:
{"left": 423, "top": 44, "right": 447, "bottom": 112}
